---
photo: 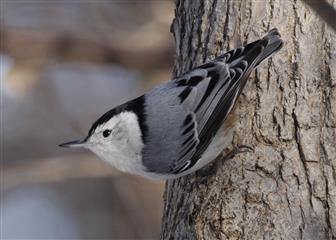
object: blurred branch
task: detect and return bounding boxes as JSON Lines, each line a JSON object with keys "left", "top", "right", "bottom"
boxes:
{"left": 302, "top": 0, "right": 336, "bottom": 31}
{"left": 1, "top": 29, "right": 174, "bottom": 71}
{"left": 3, "top": 155, "right": 119, "bottom": 190}
{"left": 1, "top": 1, "right": 174, "bottom": 70}
{"left": 3, "top": 155, "right": 157, "bottom": 190}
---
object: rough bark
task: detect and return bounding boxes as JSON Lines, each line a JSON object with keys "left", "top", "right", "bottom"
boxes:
{"left": 161, "top": 0, "right": 336, "bottom": 239}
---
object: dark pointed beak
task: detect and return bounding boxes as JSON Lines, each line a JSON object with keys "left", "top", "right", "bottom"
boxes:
{"left": 59, "top": 139, "right": 86, "bottom": 148}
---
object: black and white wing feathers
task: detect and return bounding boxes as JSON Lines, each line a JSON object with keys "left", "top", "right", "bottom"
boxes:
{"left": 142, "top": 29, "right": 283, "bottom": 174}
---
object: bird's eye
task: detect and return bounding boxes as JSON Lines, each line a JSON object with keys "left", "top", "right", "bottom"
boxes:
{"left": 102, "top": 129, "right": 111, "bottom": 138}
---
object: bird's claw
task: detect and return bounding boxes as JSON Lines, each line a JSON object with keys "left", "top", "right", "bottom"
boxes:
{"left": 223, "top": 144, "right": 254, "bottom": 160}
{"left": 235, "top": 144, "right": 254, "bottom": 154}
{"left": 195, "top": 145, "right": 254, "bottom": 183}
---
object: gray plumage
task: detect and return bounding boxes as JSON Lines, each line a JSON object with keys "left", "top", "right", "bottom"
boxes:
{"left": 142, "top": 28, "right": 283, "bottom": 174}
{"left": 60, "top": 29, "right": 283, "bottom": 180}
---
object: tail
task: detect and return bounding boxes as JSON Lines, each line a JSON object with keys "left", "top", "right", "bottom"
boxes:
{"left": 213, "top": 28, "right": 283, "bottom": 98}
{"left": 255, "top": 28, "right": 283, "bottom": 66}
{"left": 222, "top": 28, "right": 283, "bottom": 68}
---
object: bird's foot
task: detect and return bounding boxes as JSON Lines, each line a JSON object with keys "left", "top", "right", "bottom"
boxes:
{"left": 195, "top": 145, "right": 254, "bottom": 184}
{"left": 223, "top": 144, "right": 254, "bottom": 160}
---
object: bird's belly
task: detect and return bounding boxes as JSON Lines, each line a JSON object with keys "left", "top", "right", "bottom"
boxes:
{"left": 178, "top": 111, "right": 237, "bottom": 177}
{"left": 192, "top": 121, "right": 234, "bottom": 171}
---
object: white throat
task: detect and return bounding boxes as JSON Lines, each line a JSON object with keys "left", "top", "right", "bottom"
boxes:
{"left": 87, "top": 111, "right": 145, "bottom": 174}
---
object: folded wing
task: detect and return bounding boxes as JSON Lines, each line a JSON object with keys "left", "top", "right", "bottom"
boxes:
{"left": 142, "top": 29, "right": 283, "bottom": 174}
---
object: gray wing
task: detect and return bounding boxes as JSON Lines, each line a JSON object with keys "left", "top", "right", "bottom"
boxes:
{"left": 142, "top": 29, "right": 283, "bottom": 174}
{"left": 142, "top": 61, "right": 234, "bottom": 174}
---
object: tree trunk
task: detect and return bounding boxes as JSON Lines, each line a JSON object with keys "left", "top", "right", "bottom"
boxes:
{"left": 161, "top": 0, "right": 336, "bottom": 239}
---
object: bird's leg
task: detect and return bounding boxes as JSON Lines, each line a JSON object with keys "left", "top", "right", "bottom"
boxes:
{"left": 196, "top": 145, "right": 254, "bottom": 183}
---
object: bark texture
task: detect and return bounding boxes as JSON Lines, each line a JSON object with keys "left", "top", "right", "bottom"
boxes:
{"left": 161, "top": 0, "right": 336, "bottom": 239}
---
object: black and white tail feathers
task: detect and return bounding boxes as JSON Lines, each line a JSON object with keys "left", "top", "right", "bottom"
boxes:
{"left": 219, "top": 28, "right": 283, "bottom": 71}
{"left": 257, "top": 28, "right": 283, "bottom": 64}
{"left": 213, "top": 28, "right": 283, "bottom": 99}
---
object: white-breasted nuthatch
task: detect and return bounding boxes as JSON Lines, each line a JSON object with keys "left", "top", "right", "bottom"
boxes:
{"left": 60, "top": 29, "right": 283, "bottom": 180}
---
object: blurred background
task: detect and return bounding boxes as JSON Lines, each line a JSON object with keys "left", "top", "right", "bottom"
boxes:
{"left": 1, "top": 1, "right": 175, "bottom": 239}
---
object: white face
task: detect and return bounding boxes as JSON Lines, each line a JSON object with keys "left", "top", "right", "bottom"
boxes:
{"left": 85, "top": 112, "right": 145, "bottom": 174}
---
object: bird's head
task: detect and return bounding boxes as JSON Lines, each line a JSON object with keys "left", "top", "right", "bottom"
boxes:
{"left": 60, "top": 110, "right": 144, "bottom": 172}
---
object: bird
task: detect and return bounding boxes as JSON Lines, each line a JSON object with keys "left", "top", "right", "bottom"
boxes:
{"left": 60, "top": 28, "right": 283, "bottom": 180}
